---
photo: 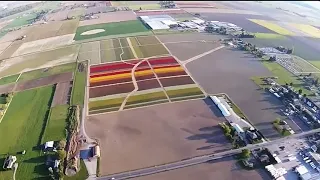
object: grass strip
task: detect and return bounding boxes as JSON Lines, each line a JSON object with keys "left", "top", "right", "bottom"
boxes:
{"left": 126, "top": 91, "right": 168, "bottom": 105}
{"left": 124, "top": 99, "right": 169, "bottom": 109}
{"left": 166, "top": 87, "right": 204, "bottom": 98}
{"left": 71, "top": 62, "right": 87, "bottom": 106}
{"left": 89, "top": 97, "right": 124, "bottom": 111}
{"left": 0, "top": 74, "right": 19, "bottom": 85}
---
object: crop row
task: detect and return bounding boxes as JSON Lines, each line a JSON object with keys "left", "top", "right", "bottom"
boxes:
{"left": 90, "top": 56, "right": 178, "bottom": 74}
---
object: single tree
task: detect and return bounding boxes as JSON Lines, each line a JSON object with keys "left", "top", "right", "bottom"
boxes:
{"left": 315, "top": 78, "right": 319, "bottom": 86}
{"left": 303, "top": 94, "right": 307, "bottom": 98}
{"left": 289, "top": 82, "right": 293, "bottom": 86}
{"left": 57, "top": 140, "right": 66, "bottom": 150}
{"left": 241, "top": 149, "right": 251, "bottom": 159}
{"left": 298, "top": 89, "right": 302, "bottom": 94}
{"left": 56, "top": 150, "right": 66, "bottom": 160}
{"left": 274, "top": 118, "right": 281, "bottom": 124}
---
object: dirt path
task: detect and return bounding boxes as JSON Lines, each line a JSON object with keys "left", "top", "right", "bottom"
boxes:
{"left": 119, "top": 58, "right": 148, "bottom": 111}
{"left": 146, "top": 60, "right": 171, "bottom": 102}
{"left": 182, "top": 45, "right": 225, "bottom": 66}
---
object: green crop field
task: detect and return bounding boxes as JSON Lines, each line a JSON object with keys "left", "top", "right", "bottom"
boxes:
{"left": 262, "top": 61, "right": 312, "bottom": 96}
{"left": 126, "top": 91, "right": 168, "bottom": 105}
{"left": 166, "top": 87, "right": 204, "bottom": 99}
{"left": 0, "top": 85, "right": 55, "bottom": 180}
{"left": 71, "top": 62, "right": 87, "bottom": 106}
{"left": 89, "top": 97, "right": 125, "bottom": 111}
{"left": 74, "top": 20, "right": 150, "bottom": 41}
{"left": 3, "top": 13, "right": 37, "bottom": 30}
{"left": 42, "top": 105, "right": 69, "bottom": 143}
{"left": 18, "top": 62, "right": 76, "bottom": 82}
{"left": 0, "top": 74, "right": 19, "bottom": 85}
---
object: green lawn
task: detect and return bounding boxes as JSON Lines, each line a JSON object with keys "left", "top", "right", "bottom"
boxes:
{"left": 309, "top": 61, "right": 320, "bottom": 69}
{"left": 71, "top": 62, "right": 87, "bottom": 106}
{"left": 74, "top": 20, "right": 150, "bottom": 41}
{"left": 3, "top": 13, "right": 37, "bottom": 30}
{"left": 0, "top": 74, "right": 19, "bottom": 85}
{"left": 18, "top": 62, "right": 76, "bottom": 82}
{"left": 64, "top": 160, "right": 88, "bottom": 180}
{"left": 0, "top": 85, "right": 55, "bottom": 180}
{"left": 42, "top": 105, "right": 69, "bottom": 143}
{"left": 262, "top": 61, "right": 312, "bottom": 95}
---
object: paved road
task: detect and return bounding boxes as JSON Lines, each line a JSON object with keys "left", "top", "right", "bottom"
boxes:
{"left": 98, "top": 128, "right": 320, "bottom": 180}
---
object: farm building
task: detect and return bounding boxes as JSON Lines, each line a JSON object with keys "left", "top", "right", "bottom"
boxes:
{"left": 210, "top": 95, "right": 231, "bottom": 117}
{"left": 139, "top": 15, "right": 176, "bottom": 30}
{"left": 2, "top": 155, "right": 17, "bottom": 169}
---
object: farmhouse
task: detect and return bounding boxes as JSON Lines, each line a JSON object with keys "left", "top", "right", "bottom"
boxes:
{"left": 44, "top": 141, "right": 54, "bottom": 151}
{"left": 2, "top": 155, "right": 17, "bottom": 169}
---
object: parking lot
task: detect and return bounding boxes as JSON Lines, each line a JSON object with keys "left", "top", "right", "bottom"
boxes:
{"left": 267, "top": 138, "right": 320, "bottom": 179}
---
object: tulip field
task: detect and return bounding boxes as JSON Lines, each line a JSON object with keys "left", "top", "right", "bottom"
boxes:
{"left": 88, "top": 56, "right": 205, "bottom": 114}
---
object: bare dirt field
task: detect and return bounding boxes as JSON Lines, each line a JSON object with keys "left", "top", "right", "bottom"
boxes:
{"left": 160, "top": 76, "right": 195, "bottom": 87}
{"left": 79, "top": 11, "right": 137, "bottom": 26}
{"left": 12, "top": 34, "right": 75, "bottom": 56}
{"left": 0, "top": 41, "right": 22, "bottom": 60}
{"left": 46, "top": 10, "right": 70, "bottom": 21}
{"left": 165, "top": 41, "right": 222, "bottom": 61}
{"left": 134, "top": 157, "right": 269, "bottom": 180}
{"left": 23, "top": 21, "right": 64, "bottom": 42}
{"left": 0, "top": 42, "right": 12, "bottom": 52}
{"left": 89, "top": 82, "right": 134, "bottom": 98}
{"left": 0, "top": 83, "right": 14, "bottom": 94}
{"left": 0, "top": 26, "right": 33, "bottom": 43}
{"left": 51, "top": 81, "right": 72, "bottom": 107}
{"left": 158, "top": 33, "right": 224, "bottom": 43}
{"left": 15, "top": 72, "right": 73, "bottom": 92}
{"left": 183, "top": 47, "right": 291, "bottom": 139}
{"left": 86, "top": 99, "right": 231, "bottom": 175}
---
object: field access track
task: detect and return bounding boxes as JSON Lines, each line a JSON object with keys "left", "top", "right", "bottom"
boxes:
{"left": 15, "top": 72, "right": 73, "bottom": 92}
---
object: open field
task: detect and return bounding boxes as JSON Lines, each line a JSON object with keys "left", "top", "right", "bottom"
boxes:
{"left": 52, "top": 81, "right": 72, "bottom": 107}
{"left": 134, "top": 157, "right": 269, "bottom": 180}
{"left": 74, "top": 20, "right": 150, "bottom": 41}
{"left": 79, "top": 11, "right": 137, "bottom": 26}
{"left": 249, "top": 19, "right": 295, "bottom": 35}
{"left": 42, "top": 104, "right": 68, "bottom": 142}
{"left": 0, "top": 74, "right": 19, "bottom": 85}
{"left": 12, "top": 34, "right": 75, "bottom": 56}
{"left": 18, "top": 62, "right": 76, "bottom": 82}
{"left": 78, "top": 35, "right": 169, "bottom": 64}
{"left": 0, "top": 83, "right": 14, "bottom": 94}
{"left": 88, "top": 56, "right": 205, "bottom": 114}
{"left": 23, "top": 21, "right": 64, "bottom": 42}
{"left": 0, "top": 45, "right": 80, "bottom": 77}
{"left": 0, "top": 26, "right": 33, "bottom": 44}
{"left": 182, "top": 8, "right": 262, "bottom": 15}
{"left": 87, "top": 99, "right": 231, "bottom": 175}
{"left": 3, "top": 13, "right": 37, "bottom": 30}
{"left": 67, "top": 8, "right": 86, "bottom": 18}
{"left": 199, "top": 13, "right": 275, "bottom": 33}
{"left": 0, "top": 42, "right": 12, "bottom": 53}
{"left": 71, "top": 61, "right": 88, "bottom": 106}
{"left": 244, "top": 37, "right": 320, "bottom": 61}
{"left": 135, "top": 9, "right": 187, "bottom": 16}
{"left": 0, "top": 41, "right": 23, "bottom": 60}
{"left": 15, "top": 72, "right": 73, "bottom": 92}
{"left": 172, "top": 44, "right": 295, "bottom": 139}
{"left": 0, "top": 85, "right": 55, "bottom": 180}
{"left": 287, "top": 23, "right": 320, "bottom": 38}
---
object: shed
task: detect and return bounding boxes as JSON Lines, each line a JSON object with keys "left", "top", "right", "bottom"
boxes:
{"left": 296, "top": 165, "right": 309, "bottom": 175}
{"left": 146, "top": 21, "right": 170, "bottom": 30}
{"left": 231, "top": 123, "right": 244, "bottom": 134}
{"left": 210, "top": 96, "right": 221, "bottom": 105}
{"left": 192, "top": 19, "right": 205, "bottom": 25}
{"left": 93, "top": 145, "right": 101, "bottom": 157}
{"left": 217, "top": 103, "right": 231, "bottom": 117}
{"left": 45, "top": 141, "right": 54, "bottom": 149}
{"left": 161, "top": 20, "right": 178, "bottom": 26}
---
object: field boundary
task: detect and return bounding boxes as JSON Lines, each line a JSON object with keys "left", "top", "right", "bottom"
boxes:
{"left": 88, "top": 96, "right": 205, "bottom": 116}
